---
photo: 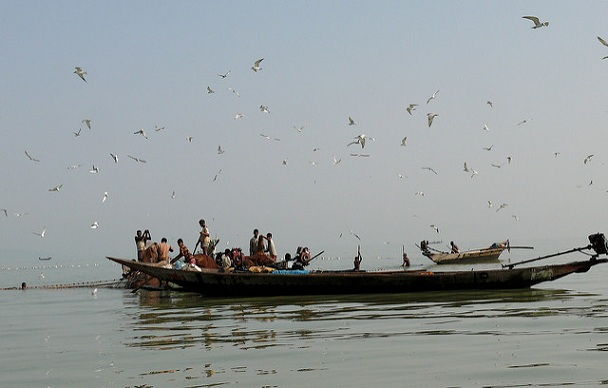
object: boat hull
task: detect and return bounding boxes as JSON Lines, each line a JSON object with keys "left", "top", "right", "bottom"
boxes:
{"left": 108, "top": 257, "right": 606, "bottom": 296}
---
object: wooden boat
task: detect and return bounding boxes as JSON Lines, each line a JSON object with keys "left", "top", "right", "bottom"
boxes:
{"left": 107, "top": 256, "right": 607, "bottom": 296}
{"left": 424, "top": 247, "right": 506, "bottom": 264}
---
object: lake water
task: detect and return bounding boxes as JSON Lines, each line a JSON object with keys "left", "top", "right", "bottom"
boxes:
{"left": 2, "top": 253, "right": 608, "bottom": 387}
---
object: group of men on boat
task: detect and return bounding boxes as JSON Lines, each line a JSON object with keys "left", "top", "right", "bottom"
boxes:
{"left": 131, "top": 220, "right": 316, "bottom": 275}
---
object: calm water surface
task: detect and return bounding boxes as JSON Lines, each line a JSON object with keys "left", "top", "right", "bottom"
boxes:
{"left": 2, "top": 258, "right": 608, "bottom": 387}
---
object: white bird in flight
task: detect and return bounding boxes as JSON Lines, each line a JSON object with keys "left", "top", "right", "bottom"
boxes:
{"left": 421, "top": 167, "right": 438, "bottom": 175}
{"left": 430, "top": 224, "right": 440, "bottom": 234}
{"left": 212, "top": 169, "right": 222, "bottom": 182}
{"left": 584, "top": 154, "right": 594, "bottom": 164}
{"left": 73, "top": 128, "right": 82, "bottom": 137}
{"left": 400, "top": 136, "right": 408, "bottom": 147}
{"left": 110, "top": 153, "right": 118, "bottom": 163}
{"left": 102, "top": 192, "right": 108, "bottom": 203}
{"left": 74, "top": 66, "right": 87, "bottom": 82}
{"left": 348, "top": 116, "right": 357, "bottom": 126}
{"left": 496, "top": 203, "right": 508, "bottom": 212}
{"left": 512, "top": 215, "right": 520, "bottom": 221}
{"left": 89, "top": 165, "right": 100, "bottom": 174}
{"left": 491, "top": 163, "right": 502, "bottom": 168}
{"left": 82, "top": 119, "right": 92, "bottom": 129}
{"left": 347, "top": 134, "right": 373, "bottom": 149}
{"left": 426, "top": 90, "right": 439, "bottom": 104}
{"left": 463, "top": 162, "right": 470, "bottom": 173}
{"left": 522, "top": 15, "right": 549, "bottom": 29}
{"left": 127, "top": 155, "right": 146, "bottom": 163}
{"left": 67, "top": 164, "right": 81, "bottom": 170}
{"left": 228, "top": 87, "right": 240, "bottom": 97}
{"left": 350, "top": 231, "right": 361, "bottom": 241}
{"left": 207, "top": 86, "right": 215, "bottom": 94}
{"left": 483, "top": 145, "right": 493, "bottom": 151}
{"left": 217, "top": 145, "right": 225, "bottom": 155}
{"left": 171, "top": 190, "right": 176, "bottom": 199}
{"left": 332, "top": 156, "right": 342, "bottom": 165}
{"left": 260, "top": 105, "right": 270, "bottom": 114}
{"left": 25, "top": 150, "right": 40, "bottom": 162}
{"left": 516, "top": 119, "right": 528, "bottom": 126}
{"left": 251, "top": 58, "right": 264, "bottom": 72}
{"left": 487, "top": 201, "right": 493, "bottom": 208}
{"left": 406, "top": 104, "right": 418, "bottom": 115}
{"left": 186, "top": 136, "right": 194, "bottom": 143}
{"left": 48, "top": 184, "right": 63, "bottom": 192}
{"left": 234, "top": 113, "right": 245, "bottom": 120}
{"left": 597, "top": 36, "right": 608, "bottom": 59}
{"left": 414, "top": 191, "right": 425, "bottom": 197}
{"left": 33, "top": 227, "right": 47, "bottom": 238}
{"left": 90, "top": 221, "right": 99, "bottom": 229}
{"left": 133, "top": 129, "right": 149, "bottom": 139}
{"left": 482, "top": 123, "right": 490, "bottom": 132}
{"left": 282, "top": 159, "right": 288, "bottom": 166}
{"left": 217, "top": 70, "right": 231, "bottom": 78}
{"left": 1, "top": 208, "right": 7, "bottom": 217}
{"left": 487, "top": 100, "right": 493, "bottom": 108}
{"left": 470, "top": 169, "right": 479, "bottom": 178}
{"left": 427, "top": 113, "right": 438, "bottom": 127}
{"left": 154, "top": 124, "right": 165, "bottom": 132}
{"left": 294, "top": 125, "right": 304, "bottom": 133}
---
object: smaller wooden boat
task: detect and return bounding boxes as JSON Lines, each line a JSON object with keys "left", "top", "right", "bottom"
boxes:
{"left": 424, "top": 247, "right": 506, "bottom": 264}
{"left": 420, "top": 240, "right": 534, "bottom": 264}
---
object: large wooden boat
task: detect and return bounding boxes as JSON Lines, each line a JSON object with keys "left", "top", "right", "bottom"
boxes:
{"left": 107, "top": 256, "right": 607, "bottom": 296}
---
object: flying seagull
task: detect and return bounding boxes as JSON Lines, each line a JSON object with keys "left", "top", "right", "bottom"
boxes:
{"left": 74, "top": 66, "right": 87, "bottom": 82}
{"left": 186, "top": 136, "right": 193, "bottom": 143}
{"left": 427, "top": 113, "right": 438, "bottom": 127}
{"left": 463, "top": 162, "right": 470, "bottom": 173}
{"left": 82, "top": 119, "right": 92, "bottom": 129}
{"left": 496, "top": 203, "right": 508, "bottom": 212}
{"left": 487, "top": 200, "right": 493, "bottom": 208}
{"left": 483, "top": 145, "right": 493, "bottom": 151}
{"left": 332, "top": 156, "right": 342, "bottom": 165}
{"left": 207, "top": 86, "right": 215, "bottom": 94}
{"left": 212, "top": 169, "right": 222, "bottom": 182}
{"left": 1, "top": 208, "right": 7, "bottom": 217}
{"left": 217, "top": 145, "right": 225, "bottom": 155}
{"left": 282, "top": 159, "right": 288, "bottom": 166}
{"left": 406, "top": 104, "right": 418, "bottom": 115}
{"left": 347, "top": 134, "right": 373, "bottom": 149}
{"left": 348, "top": 116, "right": 357, "bottom": 126}
{"left": 67, "top": 164, "right": 81, "bottom": 170}
{"left": 584, "top": 154, "right": 594, "bottom": 164}
{"left": 554, "top": 152, "right": 560, "bottom": 158}
{"left": 33, "top": 227, "right": 47, "bottom": 238}
{"left": 597, "top": 36, "right": 608, "bottom": 59}
{"left": 228, "top": 87, "right": 240, "bottom": 97}
{"left": 90, "top": 221, "right": 99, "bottom": 229}
{"left": 133, "top": 129, "right": 149, "bottom": 139}
{"left": 482, "top": 123, "right": 490, "bottom": 132}
{"left": 127, "top": 155, "right": 146, "bottom": 163}
{"left": 251, "top": 58, "right": 264, "bottom": 72}
{"left": 414, "top": 191, "right": 425, "bottom": 197}
{"left": 512, "top": 215, "right": 520, "bottom": 221}
{"left": 516, "top": 119, "right": 529, "bottom": 126}
{"left": 260, "top": 105, "right": 270, "bottom": 114}
{"left": 171, "top": 190, "right": 176, "bottom": 199}
{"left": 110, "top": 153, "right": 118, "bottom": 163}
{"left": 507, "top": 156, "right": 512, "bottom": 164}
{"left": 48, "top": 184, "right": 63, "bottom": 192}
{"left": 491, "top": 163, "right": 502, "bottom": 168}
{"left": 487, "top": 100, "right": 493, "bottom": 108}
{"left": 217, "top": 70, "right": 231, "bottom": 78}
{"left": 350, "top": 153, "right": 370, "bottom": 157}
{"left": 73, "top": 128, "right": 82, "bottom": 137}
{"left": 470, "top": 169, "right": 479, "bottom": 178}
{"left": 102, "top": 192, "right": 108, "bottom": 203}
{"left": 24, "top": 150, "right": 40, "bottom": 162}
{"left": 89, "top": 165, "right": 100, "bottom": 174}
{"left": 522, "top": 16, "right": 549, "bottom": 29}
{"left": 400, "top": 136, "right": 408, "bottom": 147}
{"left": 421, "top": 166, "right": 438, "bottom": 175}
{"left": 234, "top": 113, "right": 245, "bottom": 120}
{"left": 350, "top": 231, "right": 361, "bottom": 241}
{"left": 154, "top": 124, "right": 165, "bottom": 132}
{"left": 430, "top": 224, "right": 440, "bottom": 234}
{"left": 294, "top": 125, "right": 304, "bottom": 133}
{"left": 426, "top": 90, "right": 439, "bottom": 104}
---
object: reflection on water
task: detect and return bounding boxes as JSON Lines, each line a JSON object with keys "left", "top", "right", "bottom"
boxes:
{"left": 122, "top": 288, "right": 592, "bottom": 351}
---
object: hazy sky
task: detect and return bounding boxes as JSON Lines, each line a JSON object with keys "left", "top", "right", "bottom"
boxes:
{"left": 2, "top": 1, "right": 608, "bottom": 265}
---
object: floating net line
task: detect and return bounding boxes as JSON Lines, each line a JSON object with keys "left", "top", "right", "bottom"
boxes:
{"left": 0, "top": 279, "right": 126, "bottom": 291}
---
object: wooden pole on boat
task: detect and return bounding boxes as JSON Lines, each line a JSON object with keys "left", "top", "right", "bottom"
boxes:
{"left": 502, "top": 245, "right": 592, "bottom": 269}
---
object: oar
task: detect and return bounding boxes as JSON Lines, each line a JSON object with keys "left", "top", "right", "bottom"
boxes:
{"left": 308, "top": 250, "right": 325, "bottom": 263}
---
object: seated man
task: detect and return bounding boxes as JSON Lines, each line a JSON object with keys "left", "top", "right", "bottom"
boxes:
{"left": 171, "top": 239, "right": 193, "bottom": 265}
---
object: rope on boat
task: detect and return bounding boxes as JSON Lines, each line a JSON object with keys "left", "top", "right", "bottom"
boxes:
{"left": 0, "top": 279, "right": 125, "bottom": 291}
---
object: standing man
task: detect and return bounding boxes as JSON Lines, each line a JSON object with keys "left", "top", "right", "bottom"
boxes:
{"left": 249, "top": 229, "right": 259, "bottom": 256}
{"left": 264, "top": 232, "right": 277, "bottom": 260}
{"left": 158, "top": 238, "right": 174, "bottom": 262}
{"left": 135, "top": 229, "right": 151, "bottom": 261}
{"left": 198, "top": 219, "right": 211, "bottom": 255}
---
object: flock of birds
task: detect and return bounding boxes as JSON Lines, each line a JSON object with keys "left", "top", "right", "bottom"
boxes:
{"left": 2, "top": 15, "right": 607, "bottom": 258}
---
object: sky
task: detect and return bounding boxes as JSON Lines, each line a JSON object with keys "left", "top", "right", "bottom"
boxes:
{"left": 1, "top": 1, "right": 608, "bottom": 265}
